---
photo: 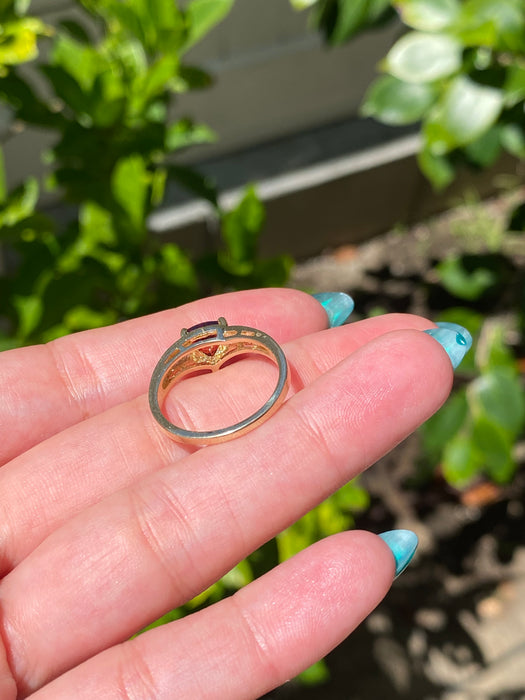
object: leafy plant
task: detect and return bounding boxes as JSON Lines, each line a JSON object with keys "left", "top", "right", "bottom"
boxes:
{"left": 291, "top": 0, "right": 395, "bottom": 44}
{"left": 421, "top": 311, "right": 525, "bottom": 485}
{"left": 359, "top": 0, "right": 525, "bottom": 190}
{"left": 291, "top": 0, "right": 525, "bottom": 496}
{"left": 0, "top": 0, "right": 290, "bottom": 348}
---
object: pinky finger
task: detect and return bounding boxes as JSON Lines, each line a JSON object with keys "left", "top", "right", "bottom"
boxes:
{"left": 28, "top": 530, "right": 418, "bottom": 700}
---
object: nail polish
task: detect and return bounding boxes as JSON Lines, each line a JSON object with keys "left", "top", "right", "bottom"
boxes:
{"left": 424, "top": 323, "right": 472, "bottom": 369}
{"left": 379, "top": 529, "right": 418, "bottom": 577}
{"left": 435, "top": 321, "right": 473, "bottom": 348}
{"left": 312, "top": 292, "right": 355, "bottom": 328}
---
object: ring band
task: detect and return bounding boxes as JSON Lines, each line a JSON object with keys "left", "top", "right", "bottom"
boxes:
{"left": 149, "top": 317, "right": 289, "bottom": 444}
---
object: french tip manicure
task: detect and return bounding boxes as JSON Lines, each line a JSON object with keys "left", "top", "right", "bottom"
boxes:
{"left": 379, "top": 529, "right": 419, "bottom": 578}
{"left": 312, "top": 292, "right": 355, "bottom": 328}
{"left": 424, "top": 323, "right": 472, "bottom": 370}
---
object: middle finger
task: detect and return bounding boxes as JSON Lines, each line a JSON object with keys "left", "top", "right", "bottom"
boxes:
{"left": 0, "top": 314, "right": 432, "bottom": 573}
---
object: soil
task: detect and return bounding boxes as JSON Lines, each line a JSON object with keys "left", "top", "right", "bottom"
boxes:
{"left": 265, "top": 189, "right": 525, "bottom": 699}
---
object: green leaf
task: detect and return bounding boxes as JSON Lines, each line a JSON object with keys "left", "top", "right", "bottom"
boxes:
{"left": 40, "top": 65, "right": 91, "bottom": 117}
{"left": 424, "top": 76, "right": 504, "bottom": 153}
{"left": 361, "top": 75, "right": 438, "bottom": 125}
{"left": 436, "top": 256, "right": 497, "bottom": 300}
{"left": 317, "top": 498, "right": 352, "bottom": 536}
{"left": 321, "top": 0, "right": 392, "bottom": 43}
{"left": 51, "top": 35, "right": 102, "bottom": 92}
{"left": 327, "top": 0, "right": 374, "bottom": 43}
{"left": 250, "top": 255, "right": 293, "bottom": 288}
{"left": 0, "top": 71, "right": 60, "bottom": 128}
{"left": 508, "top": 201, "right": 525, "bottom": 232}
{"left": 57, "top": 19, "right": 92, "bottom": 44}
{"left": 0, "top": 177, "right": 38, "bottom": 227}
{"left": 167, "top": 164, "right": 219, "bottom": 207}
{"left": 385, "top": 31, "right": 462, "bottom": 83}
{"left": 63, "top": 305, "right": 117, "bottom": 331}
{"left": 172, "top": 64, "right": 213, "bottom": 92}
{"left": 158, "top": 243, "right": 198, "bottom": 290}
{"left": 0, "top": 17, "right": 50, "bottom": 70}
{"left": 13, "top": 294, "right": 42, "bottom": 340}
{"left": 471, "top": 416, "right": 516, "bottom": 483}
{"left": 395, "top": 0, "right": 460, "bottom": 31}
{"left": 477, "top": 323, "right": 515, "bottom": 372}
{"left": 86, "top": 71, "right": 127, "bottom": 127}
{"left": 183, "top": 0, "right": 235, "bottom": 53}
{"left": 297, "top": 659, "right": 330, "bottom": 686}
{"left": 442, "top": 432, "right": 484, "bottom": 486}
{"left": 503, "top": 65, "right": 525, "bottom": 108}
{"left": 111, "top": 155, "right": 150, "bottom": 237}
{"left": 220, "top": 559, "right": 254, "bottom": 589}
{"left": 290, "top": 0, "right": 319, "bottom": 8}
{"left": 469, "top": 367, "right": 525, "bottom": 436}
{"left": 0, "top": 334, "right": 19, "bottom": 351}
{"left": 79, "top": 201, "right": 116, "bottom": 248}
{"left": 418, "top": 148, "right": 455, "bottom": 190}
{"left": 421, "top": 389, "right": 469, "bottom": 461}
{"left": 219, "top": 186, "right": 266, "bottom": 275}
{"left": 500, "top": 123, "right": 525, "bottom": 159}
{"left": 165, "top": 119, "right": 216, "bottom": 152}
{"left": 333, "top": 479, "right": 370, "bottom": 512}
{"left": 132, "top": 54, "right": 179, "bottom": 112}
{"left": 456, "top": 0, "right": 525, "bottom": 52}
{"left": 277, "top": 512, "right": 316, "bottom": 561}
{"left": 464, "top": 126, "right": 502, "bottom": 168}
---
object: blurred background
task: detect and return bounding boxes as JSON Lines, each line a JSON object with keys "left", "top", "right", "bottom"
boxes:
{"left": 1, "top": 0, "right": 525, "bottom": 697}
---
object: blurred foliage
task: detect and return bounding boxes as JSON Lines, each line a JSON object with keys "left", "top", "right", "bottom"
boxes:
{"left": 290, "top": 0, "right": 525, "bottom": 493}
{"left": 0, "top": 0, "right": 291, "bottom": 349}
{"left": 295, "top": 0, "right": 525, "bottom": 194}
{"left": 291, "top": 0, "right": 395, "bottom": 44}
{"left": 421, "top": 310, "right": 525, "bottom": 486}
{"left": 359, "top": 0, "right": 525, "bottom": 192}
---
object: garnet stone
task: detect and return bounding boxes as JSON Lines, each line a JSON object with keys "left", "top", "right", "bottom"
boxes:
{"left": 186, "top": 320, "right": 220, "bottom": 332}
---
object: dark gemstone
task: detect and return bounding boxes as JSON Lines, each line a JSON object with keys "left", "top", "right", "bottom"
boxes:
{"left": 186, "top": 320, "right": 219, "bottom": 333}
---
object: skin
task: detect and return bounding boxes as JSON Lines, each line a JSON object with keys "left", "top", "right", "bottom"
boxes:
{"left": 0, "top": 288, "right": 452, "bottom": 699}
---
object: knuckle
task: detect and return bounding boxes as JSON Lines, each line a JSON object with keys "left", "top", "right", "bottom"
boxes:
{"left": 115, "top": 642, "right": 159, "bottom": 700}
{"left": 128, "top": 480, "right": 203, "bottom": 603}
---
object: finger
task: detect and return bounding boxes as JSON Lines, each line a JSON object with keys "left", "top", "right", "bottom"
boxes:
{"left": 0, "top": 636, "right": 16, "bottom": 700}
{"left": 0, "top": 314, "right": 434, "bottom": 572}
{"left": 1, "top": 329, "right": 451, "bottom": 694}
{"left": 0, "top": 288, "right": 328, "bottom": 465}
{"left": 27, "top": 531, "right": 396, "bottom": 700}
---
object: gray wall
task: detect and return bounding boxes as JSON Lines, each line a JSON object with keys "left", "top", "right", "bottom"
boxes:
{"left": 3, "top": 0, "right": 400, "bottom": 186}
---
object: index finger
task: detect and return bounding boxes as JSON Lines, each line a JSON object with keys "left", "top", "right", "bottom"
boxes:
{"left": 0, "top": 288, "right": 328, "bottom": 465}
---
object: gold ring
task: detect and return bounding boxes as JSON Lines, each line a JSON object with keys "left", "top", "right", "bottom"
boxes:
{"left": 149, "top": 318, "right": 289, "bottom": 444}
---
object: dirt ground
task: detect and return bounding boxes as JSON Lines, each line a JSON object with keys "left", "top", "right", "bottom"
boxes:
{"left": 266, "top": 191, "right": 525, "bottom": 699}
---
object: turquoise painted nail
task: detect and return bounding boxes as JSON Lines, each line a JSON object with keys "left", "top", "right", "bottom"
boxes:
{"left": 312, "top": 292, "right": 355, "bottom": 328}
{"left": 424, "top": 324, "right": 472, "bottom": 369}
{"left": 379, "top": 529, "right": 418, "bottom": 578}
{"left": 436, "top": 321, "right": 473, "bottom": 348}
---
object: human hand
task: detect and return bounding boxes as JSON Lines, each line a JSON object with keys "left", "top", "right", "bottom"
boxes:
{"left": 0, "top": 288, "right": 470, "bottom": 699}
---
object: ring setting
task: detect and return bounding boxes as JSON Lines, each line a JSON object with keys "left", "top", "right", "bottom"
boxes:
{"left": 149, "top": 318, "right": 289, "bottom": 444}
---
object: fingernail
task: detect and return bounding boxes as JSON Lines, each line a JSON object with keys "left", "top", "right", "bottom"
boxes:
{"left": 312, "top": 292, "right": 355, "bottom": 328}
{"left": 379, "top": 529, "right": 418, "bottom": 578}
{"left": 424, "top": 323, "right": 472, "bottom": 369}
{"left": 435, "top": 321, "right": 473, "bottom": 348}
